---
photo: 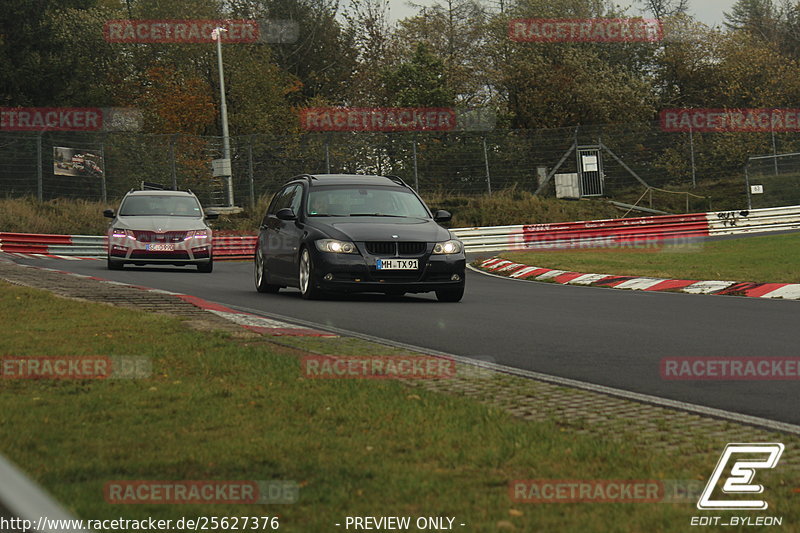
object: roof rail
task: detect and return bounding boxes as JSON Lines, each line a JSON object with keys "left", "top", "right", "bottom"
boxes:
{"left": 384, "top": 175, "right": 409, "bottom": 187}
{"left": 291, "top": 174, "right": 317, "bottom": 184}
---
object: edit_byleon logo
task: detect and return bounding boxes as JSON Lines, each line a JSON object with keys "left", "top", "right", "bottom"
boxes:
{"left": 697, "top": 443, "right": 784, "bottom": 511}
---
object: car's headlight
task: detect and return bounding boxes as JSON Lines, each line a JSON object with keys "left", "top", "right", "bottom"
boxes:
{"left": 112, "top": 228, "right": 134, "bottom": 239}
{"left": 432, "top": 239, "right": 463, "bottom": 254}
{"left": 186, "top": 229, "right": 209, "bottom": 239}
{"left": 315, "top": 239, "right": 357, "bottom": 254}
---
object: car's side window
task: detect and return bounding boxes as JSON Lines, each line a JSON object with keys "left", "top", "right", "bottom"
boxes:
{"left": 289, "top": 185, "right": 303, "bottom": 215}
{"left": 267, "top": 185, "right": 293, "bottom": 215}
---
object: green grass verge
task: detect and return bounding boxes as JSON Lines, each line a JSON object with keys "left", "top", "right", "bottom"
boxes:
{"left": 500, "top": 232, "right": 800, "bottom": 284}
{"left": 1, "top": 282, "right": 798, "bottom": 531}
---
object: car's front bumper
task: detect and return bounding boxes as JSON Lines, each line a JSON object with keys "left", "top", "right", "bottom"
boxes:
{"left": 309, "top": 247, "right": 465, "bottom": 294}
{"left": 108, "top": 235, "right": 212, "bottom": 266}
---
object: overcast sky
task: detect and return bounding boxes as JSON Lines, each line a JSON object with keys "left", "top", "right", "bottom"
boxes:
{"left": 385, "top": 0, "right": 739, "bottom": 27}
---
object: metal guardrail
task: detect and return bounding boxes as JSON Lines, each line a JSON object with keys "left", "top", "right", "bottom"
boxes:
{"left": 0, "top": 453, "right": 90, "bottom": 532}
{"left": 0, "top": 233, "right": 254, "bottom": 260}
{"left": 2, "top": 205, "right": 799, "bottom": 258}
{"left": 453, "top": 205, "right": 800, "bottom": 253}
{"left": 708, "top": 205, "right": 800, "bottom": 236}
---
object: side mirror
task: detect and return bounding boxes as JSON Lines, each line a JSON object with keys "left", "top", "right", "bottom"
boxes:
{"left": 276, "top": 208, "right": 297, "bottom": 221}
{"left": 204, "top": 211, "right": 220, "bottom": 220}
{"left": 433, "top": 210, "right": 451, "bottom": 223}
{"left": 103, "top": 209, "right": 115, "bottom": 218}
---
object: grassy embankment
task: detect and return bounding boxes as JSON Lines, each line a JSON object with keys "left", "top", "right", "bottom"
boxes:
{"left": 2, "top": 282, "right": 797, "bottom": 530}
{"left": 498, "top": 232, "right": 800, "bottom": 284}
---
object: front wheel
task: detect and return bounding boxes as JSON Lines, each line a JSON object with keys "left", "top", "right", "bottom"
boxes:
{"left": 299, "top": 247, "right": 324, "bottom": 300}
{"left": 255, "top": 247, "right": 281, "bottom": 293}
{"left": 107, "top": 256, "right": 124, "bottom": 271}
{"left": 435, "top": 286, "right": 464, "bottom": 302}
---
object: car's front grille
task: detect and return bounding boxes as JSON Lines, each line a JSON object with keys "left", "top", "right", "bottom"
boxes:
{"left": 365, "top": 242, "right": 426, "bottom": 256}
{"left": 133, "top": 230, "right": 187, "bottom": 243}
{"left": 130, "top": 250, "right": 190, "bottom": 260}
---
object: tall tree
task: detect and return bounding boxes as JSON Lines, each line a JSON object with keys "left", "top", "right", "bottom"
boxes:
{"left": 638, "top": 0, "right": 689, "bottom": 19}
{"left": 393, "top": 0, "right": 491, "bottom": 106}
{"left": 0, "top": 0, "right": 100, "bottom": 106}
{"left": 382, "top": 43, "right": 454, "bottom": 107}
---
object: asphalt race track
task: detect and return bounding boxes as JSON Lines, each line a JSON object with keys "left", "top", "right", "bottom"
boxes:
{"left": 8, "top": 254, "right": 800, "bottom": 427}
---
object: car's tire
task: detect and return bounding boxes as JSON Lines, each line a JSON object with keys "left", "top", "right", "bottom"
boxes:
{"left": 107, "top": 256, "right": 124, "bottom": 271}
{"left": 197, "top": 257, "right": 213, "bottom": 273}
{"left": 255, "top": 247, "right": 281, "bottom": 293}
{"left": 298, "top": 247, "right": 324, "bottom": 300}
{"left": 435, "top": 286, "right": 464, "bottom": 302}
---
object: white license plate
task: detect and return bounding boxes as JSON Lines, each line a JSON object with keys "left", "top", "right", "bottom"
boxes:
{"left": 376, "top": 259, "right": 418, "bottom": 270}
{"left": 146, "top": 243, "right": 175, "bottom": 251}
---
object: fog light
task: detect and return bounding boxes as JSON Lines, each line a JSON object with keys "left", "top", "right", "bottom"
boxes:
{"left": 451, "top": 274, "right": 461, "bottom": 281}
{"left": 324, "top": 273, "right": 334, "bottom": 281}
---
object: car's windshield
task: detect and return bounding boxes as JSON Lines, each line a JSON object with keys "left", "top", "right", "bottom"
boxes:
{"left": 119, "top": 195, "right": 202, "bottom": 217}
{"left": 307, "top": 187, "right": 430, "bottom": 218}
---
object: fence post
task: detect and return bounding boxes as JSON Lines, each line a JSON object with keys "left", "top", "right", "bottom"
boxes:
{"left": 169, "top": 134, "right": 177, "bottom": 190}
{"left": 324, "top": 135, "right": 331, "bottom": 174}
{"left": 771, "top": 130, "right": 779, "bottom": 176}
{"left": 248, "top": 135, "right": 255, "bottom": 211}
{"left": 412, "top": 137, "right": 419, "bottom": 191}
{"left": 100, "top": 142, "right": 107, "bottom": 203}
{"left": 744, "top": 164, "right": 753, "bottom": 211}
{"left": 482, "top": 136, "right": 492, "bottom": 195}
{"left": 36, "top": 133, "right": 43, "bottom": 201}
{"left": 689, "top": 124, "right": 696, "bottom": 187}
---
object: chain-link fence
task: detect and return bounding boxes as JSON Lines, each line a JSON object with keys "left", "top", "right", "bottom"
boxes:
{"left": 745, "top": 152, "right": 800, "bottom": 210}
{"left": 2, "top": 121, "right": 798, "bottom": 208}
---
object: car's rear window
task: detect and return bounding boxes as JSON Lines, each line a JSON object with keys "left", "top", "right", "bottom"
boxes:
{"left": 119, "top": 195, "right": 202, "bottom": 217}
{"left": 307, "top": 186, "right": 430, "bottom": 218}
